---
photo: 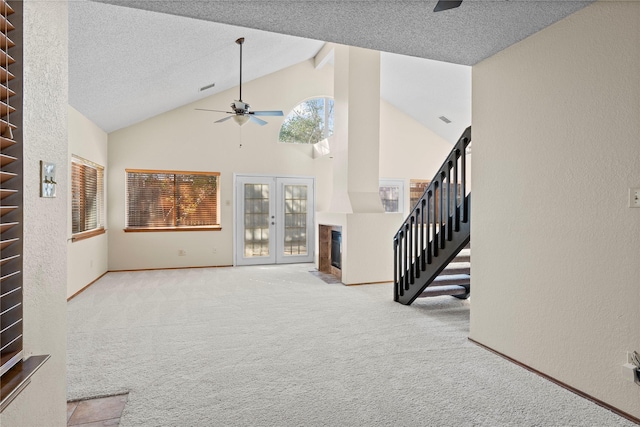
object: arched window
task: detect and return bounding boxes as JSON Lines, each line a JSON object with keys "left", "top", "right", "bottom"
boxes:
{"left": 279, "top": 97, "right": 334, "bottom": 144}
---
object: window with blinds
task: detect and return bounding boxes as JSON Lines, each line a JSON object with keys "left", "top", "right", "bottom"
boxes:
{"left": 0, "top": 0, "right": 23, "bottom": 376}
{"left": 71, "top": 156, "right": 104, "bottom": 239}
{"left": 125, "top": 170, "right": 220, "bottom": 230}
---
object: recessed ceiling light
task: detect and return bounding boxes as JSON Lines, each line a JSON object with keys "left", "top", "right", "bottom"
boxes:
{"left": 439, "top": 116, "right": 452, "bottom": 124}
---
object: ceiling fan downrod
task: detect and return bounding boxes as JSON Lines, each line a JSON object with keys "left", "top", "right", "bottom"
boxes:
{"left": 236, "top": 37, "right": 244, "bottom": 102}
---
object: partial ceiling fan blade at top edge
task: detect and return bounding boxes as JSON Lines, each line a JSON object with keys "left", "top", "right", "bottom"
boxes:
{"left": 434, "top": 0, "right": 462, "bottom": 12}
{"left": 250, "top": 116, "right": 268, "bottom": 126}
{"left": 196, "top": 108, "right": 234, "bottom": 113}
{"left": 251, "top": 110, "right": 284, "bottom": 116}
{"left": 214, "top": 116, "right": 234, "bottom": 124}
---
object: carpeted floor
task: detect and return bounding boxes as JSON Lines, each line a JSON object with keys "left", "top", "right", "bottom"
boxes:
{"left": 67, "top": 264, "right": 634, "bottom": 426}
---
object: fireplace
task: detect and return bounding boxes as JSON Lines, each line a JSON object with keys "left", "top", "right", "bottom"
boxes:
{"left": 331, "top": 230, "right": 342, "bottom": 269}
{"left": 319, "top": 224, "right": 342, "bottom": 281}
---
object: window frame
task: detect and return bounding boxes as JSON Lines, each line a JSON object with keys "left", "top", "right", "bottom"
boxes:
{"left": 124, "top": 169, "right": 221, "bottom": 232}
{"left": 379, "top": 179, "right": 405, "bottom": 214}
{"left": 71, "top": 155, "right": 105, "bottom": 242}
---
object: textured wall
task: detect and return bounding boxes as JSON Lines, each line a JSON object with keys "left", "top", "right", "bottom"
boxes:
{"left": 107, "top": 60, "right": 333, "bottom": 270}
{"left": 0, "top": 0, "right": 69, "bottom": 426}
{"left": 471, "top": 1, "right": 640, "bottom": 418}
{"left": 107, "top": 58, "right": 450, "bottom": 271}
{"left": 67, "top": 106, "right": 108, "bottom": 298}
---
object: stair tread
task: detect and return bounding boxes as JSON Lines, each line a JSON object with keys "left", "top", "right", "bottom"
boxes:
{"left": 433, "top": 274, "right": 470, "bottom": 282}
{"left": 458, "top": 248, "right": 471, "bottom": 257}
{"left": 444, "top": 262, "right": 470, "bottom": 269}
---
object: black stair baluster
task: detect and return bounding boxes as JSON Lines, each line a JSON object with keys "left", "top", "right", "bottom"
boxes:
{"left": 439, "top": 173, "right": 446, "bottom": 249}
{"left": 446, "top": 165, "right": 452, "bottom": 241}
{"left": 432, "top": 182, "right": 439, "bottom": 257}
{"left": 394, "top": 236, "right": 399, "bottom": 300}
{"left": 420, "top": 199, "right": 426, "bottom": 271}
{"left": 426, "top": 191, "right": 432, "bottom": 264}
{"left": 415, "top": 209, "right": 421, "bottom": 279}
{"left": 454, "top": 150, "right": 460, "bottom": 232}
{"left": 409, "top": 217, "right": 414, "bottom": 284}
{"left": 461, "top": 138, "right": 467, "bottom": 223}
{"left": 403, "top": 224, "right": 410, "bottom": 291}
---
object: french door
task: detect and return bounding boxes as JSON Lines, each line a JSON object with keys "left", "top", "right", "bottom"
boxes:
{"left": 235, "top": 175, "right": 315, "bottom": 265}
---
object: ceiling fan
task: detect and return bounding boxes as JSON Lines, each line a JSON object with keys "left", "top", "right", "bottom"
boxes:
{"left": 196, "top": 37, "right": 284, "bottom": 126}
{"left": 434, "top": 0, "right": 462, "bottom": 12}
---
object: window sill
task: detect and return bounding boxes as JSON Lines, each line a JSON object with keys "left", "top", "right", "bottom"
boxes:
{"left": 124, "top": 226, "right": 222, "bottom": 232}
{"left": 0, "top": 355, "right": 50, "bottom": 413}
{"left": 71, "top": 228, "right": 106, "bottom": 242}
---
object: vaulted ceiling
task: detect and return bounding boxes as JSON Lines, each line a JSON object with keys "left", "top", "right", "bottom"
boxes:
{"left": 70, "top": 0, "right": 593, "bottom": 142}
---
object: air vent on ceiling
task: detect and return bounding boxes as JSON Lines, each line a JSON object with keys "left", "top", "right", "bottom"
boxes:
{"left": 439, "top": 116, "right": 452, "bottom": 124}
{"left": 199, "top": 82, "right": 216, "bottom": 92}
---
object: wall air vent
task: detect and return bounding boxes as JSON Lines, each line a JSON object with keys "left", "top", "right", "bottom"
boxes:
{"left": 439, "top": 116, "right": 452, "bottom": 124}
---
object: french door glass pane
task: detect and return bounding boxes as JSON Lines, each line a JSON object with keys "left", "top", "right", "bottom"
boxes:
{"left": 283, "top": 184, "right": 307, "bottom": 255}
{"left": 244, "top": 183, "right": 270, "bottom": 257}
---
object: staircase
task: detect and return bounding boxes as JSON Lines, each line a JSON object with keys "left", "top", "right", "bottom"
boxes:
{"left": 394, "top": 127, "right": 471, "bottom": 305}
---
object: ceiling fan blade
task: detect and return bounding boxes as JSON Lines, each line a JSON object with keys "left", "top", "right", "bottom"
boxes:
{"left": 252, "top": 110, "right": 284, "bottom": 117}
{"left": 434, "top": 0, "right": 462, "bottom": 12}
{"left": 214, "top": 116, "right": 233, "bottom": 124}
{"left": 249, "top": 116, "right": 268, "bottom": 126}
{"left": 196, "top": 108, "right": 234, "bottom": 114}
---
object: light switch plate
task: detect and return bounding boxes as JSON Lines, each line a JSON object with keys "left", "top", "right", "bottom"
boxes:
{"left": 40, "top": 161, "right": 57, "bottom": 198}
{"left": 630, "top": 188, "right": 640, "bottom": 208}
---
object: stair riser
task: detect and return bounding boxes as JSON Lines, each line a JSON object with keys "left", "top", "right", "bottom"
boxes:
{"left": 419, "top": 286, "right": 468, "bottom": 298}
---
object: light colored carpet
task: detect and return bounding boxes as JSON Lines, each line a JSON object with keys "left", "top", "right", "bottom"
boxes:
{"left": 68, "top": 264, "right": 633, "bottom": 426}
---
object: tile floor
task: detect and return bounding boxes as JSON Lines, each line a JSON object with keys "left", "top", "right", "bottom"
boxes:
{"left": 67, "top": 394, "right": 128, "bottom": 426}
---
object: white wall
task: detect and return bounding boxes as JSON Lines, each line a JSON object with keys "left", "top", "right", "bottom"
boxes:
{"left": 67, "top": 106, "right": 108, "bottom": 298}
{"left": 471, "top": 1, "right": 640, "bottom": 418}
{"left": 379, "top": 99, "right": 454, "bottom": 214}
{"left": 0, "top": 1, "right": 69, "bottom": 425}
{"left": 108, "top": 60, "right": 333, "bottom": 270}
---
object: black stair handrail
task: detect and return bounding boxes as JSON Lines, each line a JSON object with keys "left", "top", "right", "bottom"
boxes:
{"left": 394, "top": 126, "right": 471, "bottom": 304}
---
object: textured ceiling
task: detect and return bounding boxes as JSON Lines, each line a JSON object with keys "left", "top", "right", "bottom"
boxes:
{"left": 91, "top": 0, "right": 594, "bottom": 65}
{"left": 70, "top": 0, "right": 593, "bottom": 138}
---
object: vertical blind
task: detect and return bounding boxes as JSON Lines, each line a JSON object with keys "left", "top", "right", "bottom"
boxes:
{"left": 126, "top": 170, "right": 219, "bottom": 229}
{"left": 71, "top": 156, "right": 104, "bottom": 234}
{"left": 0, "top": 0, "right": 22, "bottom": 376}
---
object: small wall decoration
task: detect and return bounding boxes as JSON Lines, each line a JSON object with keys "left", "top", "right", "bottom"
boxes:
{"left": 40, "top": 161, "right": 57, "bottom": 198}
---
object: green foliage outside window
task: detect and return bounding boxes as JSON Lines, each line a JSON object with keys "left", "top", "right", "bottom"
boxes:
{"left": 279, "top": 97, "right": 334, "bottom": 144}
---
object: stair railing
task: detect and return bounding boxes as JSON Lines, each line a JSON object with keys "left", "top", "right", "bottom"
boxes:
{"left": 394, "top": 126, "right": 471, "bottom": 305}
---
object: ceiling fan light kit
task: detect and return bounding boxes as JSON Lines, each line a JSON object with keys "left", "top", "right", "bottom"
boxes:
{"left": 197, "top": 37, "right": 284, "bottom": 126}
{"left": 233, "top": 115, "right": 250, "bottom": 126}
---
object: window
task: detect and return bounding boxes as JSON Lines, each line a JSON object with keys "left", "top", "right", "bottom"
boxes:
{"left": 279, "top": 97, "right": 334, "bottom": 145}
{"left": 379, "top": 179, "right": 404, "bottom": 214}
{"left": 125, "top": 170, "right": 220, "bottom": 231}
{"left": 71, "top": 156, "right": 104, "bottom": 239}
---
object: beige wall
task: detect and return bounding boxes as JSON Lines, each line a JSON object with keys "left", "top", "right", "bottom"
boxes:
{"left": 107, "top": 56, "right": 455, "bottom": 272}
{"left": 471, "top": 1, "right": 640, "bottom": 418}
{"left": 0, "top": 1, "right": 69, "bottom": 425}
{"left": 67, "top": 106, "right": 109, "bottom": 298}
{"left": 107, "top": 60, "right": 333, "bottom": 270}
